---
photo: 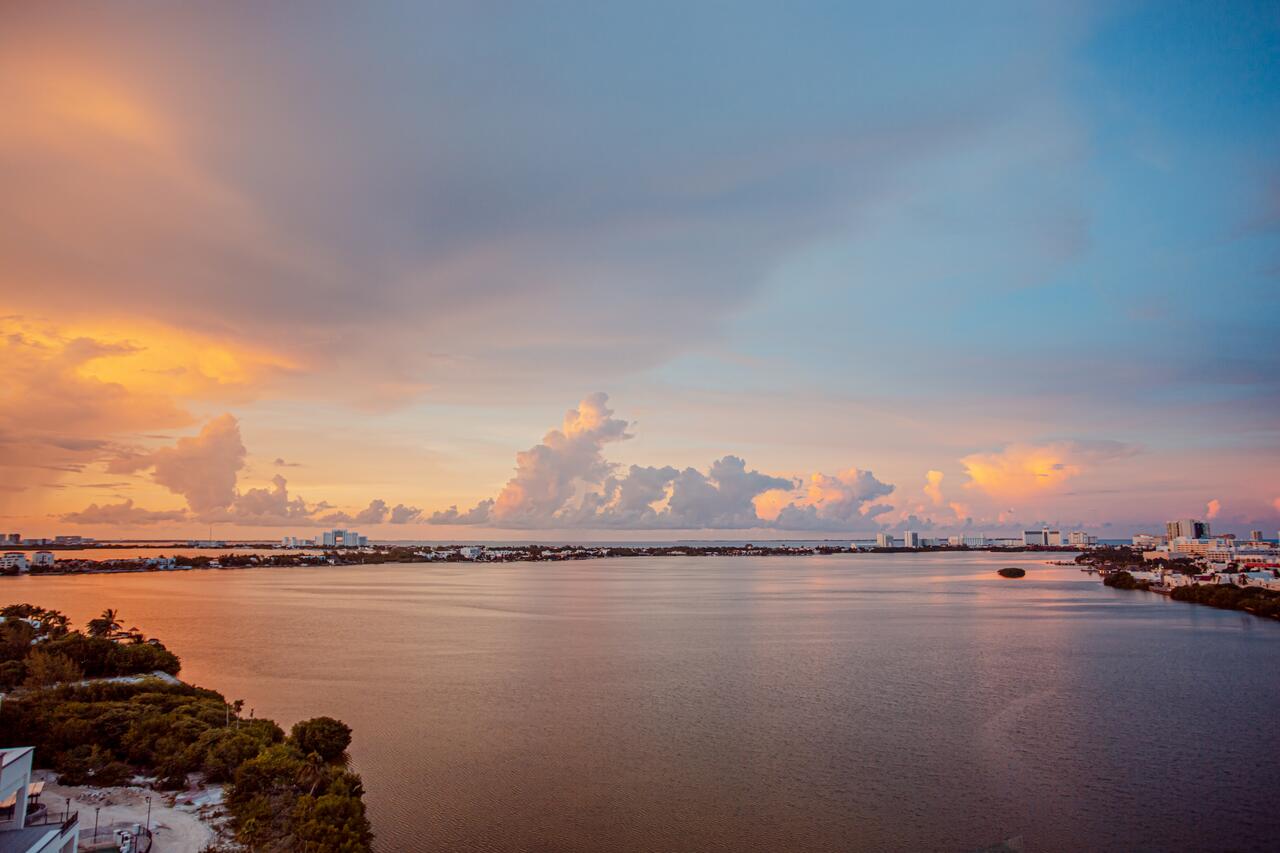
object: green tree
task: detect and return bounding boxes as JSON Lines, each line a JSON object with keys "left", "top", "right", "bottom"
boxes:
{"left": 23, "top": 649, "right": 83, "bottom": 687}
{"left": 1, "top": 618, "right": 36, "bottom": 662}
{"left": 291, "top": 774, "right": 374, "bottom": 852}
{"left": 291, "top": 717, "right": 352, "bottom": 763}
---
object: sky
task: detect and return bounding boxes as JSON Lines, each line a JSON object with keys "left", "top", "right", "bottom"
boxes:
{"left": 2, "top": 1, "right": 1278, "bottom": 541}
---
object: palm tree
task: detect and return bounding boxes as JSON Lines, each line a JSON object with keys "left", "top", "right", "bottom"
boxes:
{"left": 87, "top": 608, "right": 122, "bottom": 638}
{"left": 41, "top": 609, "right": 71, "bottom": 638}
{"left": 297, "top": 751, "right": 329, "bottom": 797}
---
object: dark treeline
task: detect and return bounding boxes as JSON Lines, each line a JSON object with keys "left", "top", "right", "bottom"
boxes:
{"left": 1102, "top": 572, "right": 1280, "bottom": 619}
{"left": 0, "top": 604, "right": 372, "bottom": 852}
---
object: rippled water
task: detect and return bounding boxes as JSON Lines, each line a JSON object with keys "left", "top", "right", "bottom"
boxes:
{"left": 6, "top": 552, "right": 1279, "bottom": 851}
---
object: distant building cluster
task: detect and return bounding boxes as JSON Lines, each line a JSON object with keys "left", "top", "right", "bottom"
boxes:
{"left": 872, "top": 526, "right": 1096, "bottom": 550}
{"left": 2, "top": 533, "right": 93, "bottom": 546}
{"left": 1133, "top": 519, "right": 1279, "bottom": 571}
{"left": 281, "top": 529, "right": 368, "bottom": 548}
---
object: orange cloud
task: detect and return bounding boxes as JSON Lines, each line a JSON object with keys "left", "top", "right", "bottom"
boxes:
{"left": 960, "top": 440, "right": 1134, "bottom": 499}
{"left": 61, "top": 499, "right": 186, "bottom": 526}
{"left": 924, "top": 470, "right": 945, "bottom": 505}
{"left": 0, "top": 321, "right": 193, "bottom": 512}
{"left": 755, "top": 467, "right": 894, "bottom": 529}
{"left": 752, "top": 488, "right": 794, "bottom": 522}
{"left": 1206, "top": 498, "right": 1221, "bottom": 519}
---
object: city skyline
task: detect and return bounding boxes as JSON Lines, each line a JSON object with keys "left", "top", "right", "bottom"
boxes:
{"left": 2, "top": 2, "right": 1278, "bottom": 539}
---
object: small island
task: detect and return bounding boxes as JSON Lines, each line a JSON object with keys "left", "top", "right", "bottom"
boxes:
{"left": 0, "top": 603, "right": 372, "bottom": 851}
{"left": 997, "top": 567, "right": 1026, "bottom": 578}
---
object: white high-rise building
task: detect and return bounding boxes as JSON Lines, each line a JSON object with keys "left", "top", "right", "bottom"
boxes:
{"left": 901, "top": 531, "right": 921, "bottom": 548}
{"left": 1023, "top": 528, "right": 1061, "bottom": 547}
{"left": 1166, "top": 518, "right": 1210, "bottom": 540}
{"left": 876, "top": 532, "right": 895, "bottom": 548}
{"left": 1068, "top": 531, "right": 1097, "bottom": 547}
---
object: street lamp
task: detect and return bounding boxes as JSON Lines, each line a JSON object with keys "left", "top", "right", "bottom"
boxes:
{"left": 145, "top": 796, "right": 151, "bottom": 834}
{"left": 93, "top": 806, "right": 99, "bottom": 841}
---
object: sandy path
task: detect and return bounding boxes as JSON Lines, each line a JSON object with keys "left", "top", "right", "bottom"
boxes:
{"left": 33, "top": 770, "right": 226, "bottom": 852}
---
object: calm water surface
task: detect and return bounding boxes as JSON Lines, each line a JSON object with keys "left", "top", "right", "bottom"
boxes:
{"left": 6, "top": 552, "right": 1279, "bottom": 852}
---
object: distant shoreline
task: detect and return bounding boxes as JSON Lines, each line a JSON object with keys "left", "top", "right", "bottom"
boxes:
{"left": 3, "top": 544, "right": 1083, "bottom": 578}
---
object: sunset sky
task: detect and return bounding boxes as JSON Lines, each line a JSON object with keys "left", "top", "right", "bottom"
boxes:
{"left": 2, "top": 2, "right": 1277, "bottom": 540}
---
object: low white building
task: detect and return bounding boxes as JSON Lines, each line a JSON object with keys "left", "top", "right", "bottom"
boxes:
{"left": 1170, "top": 537, "right": 1234, "bottom": 563}
{"left": 0, "top": 747, "right": 80, "bottom": 852}
{"left": 1235, "top": 571, "right": 1280, "bottom": 590}
{"left": 30, "top": 552, "right": 54, "bottom": 568}
{"left": 0, "top": 552, "right": 28, "bottom": 572}
{"left": 1067, "top": 531, "right": 1098, "bottom": 547}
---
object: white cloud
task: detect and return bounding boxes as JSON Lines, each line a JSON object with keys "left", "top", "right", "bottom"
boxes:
{"left": 490, "top": 393, "right": 630, "bottom": 524}
{"left": 109, "top": 413, "right": 245, "bottom": 514}
{"left": 430, "top": 395, "right": 892, "bottom": 530}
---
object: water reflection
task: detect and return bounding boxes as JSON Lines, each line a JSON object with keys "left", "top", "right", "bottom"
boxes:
{"left": 7, "top": 552, "right": 1279, "bottom": 851}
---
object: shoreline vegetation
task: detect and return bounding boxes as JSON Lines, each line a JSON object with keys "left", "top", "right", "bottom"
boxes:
{"left": 1078, "top": 548, "right": 1280, "bottom": 621}
{"left": 3, "top": 543, "right": 1082, "bottom": 577}
{"left": 0, "top": 604, "right": 373, "bottom": 852}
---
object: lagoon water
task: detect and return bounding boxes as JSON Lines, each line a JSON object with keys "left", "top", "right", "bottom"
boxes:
{"left": 6, "top": 552, "right": 1279, "bottom": 851}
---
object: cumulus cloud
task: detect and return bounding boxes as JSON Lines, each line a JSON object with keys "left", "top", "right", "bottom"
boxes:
{"left": 491, "top": 393, "right": 630, "bottom": 524}
{"left": 761, "top": 468, "right": 895, "bottom": 530}
{"left": 61, "top": 498, "right": 187, "bottom": 525}
{"left": 428, "top": 499, "right": 494, "bottom": 525}
{"left": 212, "top": 474, "right": 313, "bottom": 526}
{"left": 960, "top": 440, "right": 1136, "bottom": 498}
{"left": 110, "top": 414, "right": 245, "bottom": 513}
{"left": 1206, "top": 498, "right": 1221, "bottom": 519}
{"left": 429, "top": 395, "right": 892, "bottom": 530}
{"left": 660, "top": 457, "right": 794, "bottom": 529}
{"left": 388, "top": 503, "right": 423, "bottom": 524}
{"left": 319, "top": 498, "right": 394, "bottom": 526}
{"left": 924, "top": 470, "right": 945, "bottom": 505}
